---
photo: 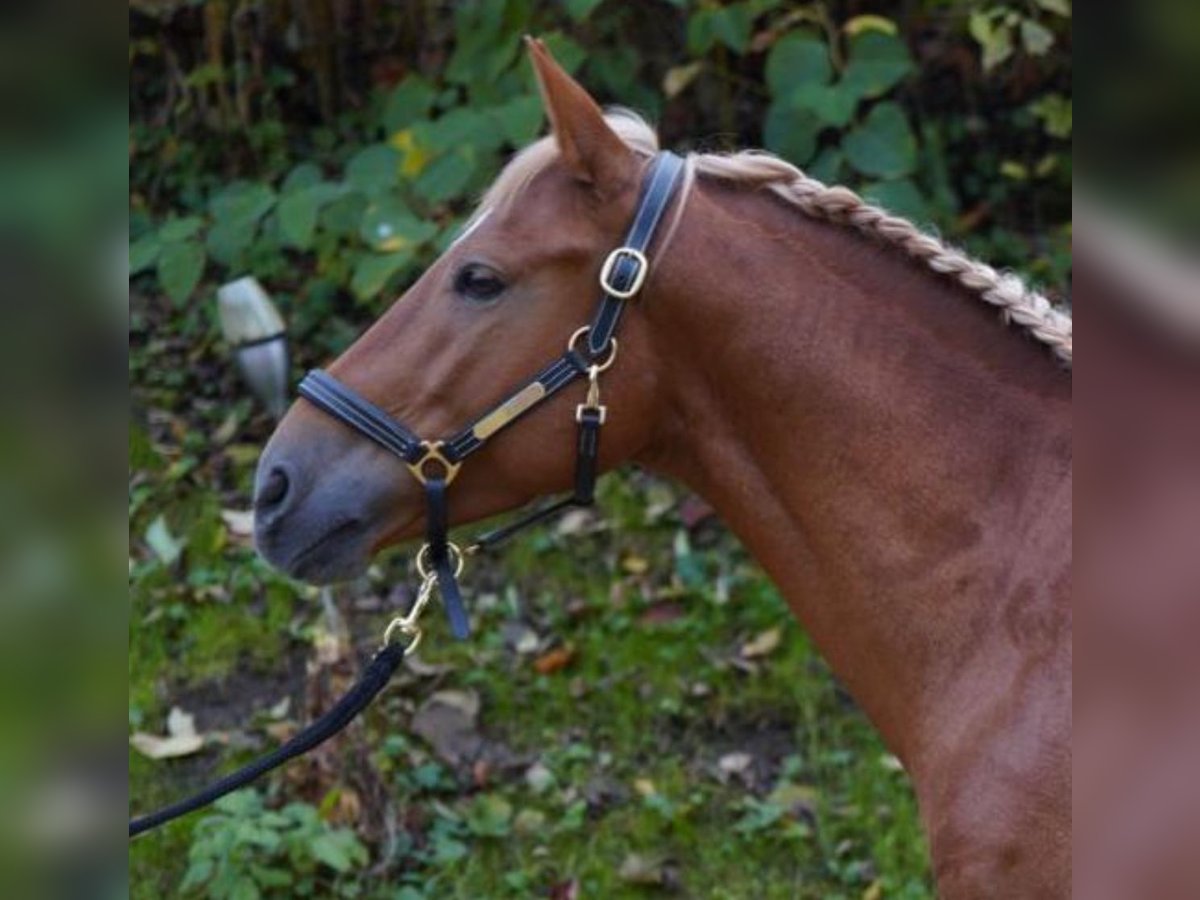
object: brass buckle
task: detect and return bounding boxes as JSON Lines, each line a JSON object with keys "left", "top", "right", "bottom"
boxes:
{"left": 406, "top": 440, "right": 462, "bottom": 486}
{"left": 599, "top": 247, "right": 649, "bottom": 299}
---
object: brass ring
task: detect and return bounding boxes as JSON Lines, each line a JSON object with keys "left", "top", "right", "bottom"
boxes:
{"left": 566, "top": 327, "right": 618, "bottom": 373}
{"left": 415, "top": 541, "right": 465, "bottom": 581}
{"left": 383, "top": 618, "right": 422, "bottom": 654}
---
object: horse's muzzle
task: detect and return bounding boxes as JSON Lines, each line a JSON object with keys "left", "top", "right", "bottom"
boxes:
{"left": 252, "top": 428, "right": 403, "bottom": 584}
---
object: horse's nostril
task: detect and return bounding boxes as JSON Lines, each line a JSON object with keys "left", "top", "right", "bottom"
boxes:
{"left": 255, "top": 464, "right": 292, "bottom": 514}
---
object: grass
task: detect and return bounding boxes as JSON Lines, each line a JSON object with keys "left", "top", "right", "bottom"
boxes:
{"left": 129, "top": 432, "right": 932, "bottom": 898}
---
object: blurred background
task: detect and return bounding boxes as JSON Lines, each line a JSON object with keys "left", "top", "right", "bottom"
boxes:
{"left": 124, "top": 2, "right": 1076, "bottom": 898}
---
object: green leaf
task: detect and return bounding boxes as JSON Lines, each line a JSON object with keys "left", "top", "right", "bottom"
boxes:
{"left": 841, "top": 32, "right": 913, "bottom": 101}
{"left": 156, "top": 239, "right": 206, "bottom": 304}
{"left": 791, "top": 82, "right": 858, "bottom": 127}
{"left": 766, "top": 33, "right": 831, "bottom": 95}
{"left": 209, "top": 181, "right": 276, "bottom": 225}
{"left": 415, "top": 149, "right": 476, "bottom": 205}
{"left": 491, "top": 95, "right": 543, "bottom": 146}
{"left": 447, "top": 22, "right": 520, "bottom": 85}
{"left": 709, "top": 3, "right": 753, "bottom": 53}
{"left": 563, "top": 0, "right": 604, "bottom": 21}
{"left": 432, "top": 835, "right": 468, "bottom": 864}
{"left": 129, "top": 234, "right": 160, "bottom": 274}
{"left": 842, "top": 101, "right": 917, "bottom": 179}
{"left": 346, "top": 144, "right": 401, "bottom": 194}
{"left": 281, "top": 162, "right": 322, "bottom": 193}
{"left": 465, "top": 794, "right": 513, "bottom": 837}
{"left": 205, "top": 217, "right": 258, "bottom": 267}
{"left": 1035, "top": 0, "right": 1070, "bottom": 16}
{"left": 807, "top": 146, "right": 844, "bottom": 184}
{"left": 319, "top": 192, "right": 367, "bottom": 239}
{"left": 229, "top": 876, "right": 260, "bottom": 900}
{"left": 359, "top": 197, "right": 437, "bottom": 251}
{"left": 383, "top": 75, "right": 436, "bottom": 133}
{"left": 277, "top": 192, "right": 319, "bottom": 250}
{"left": 1020, "top": 19, "right": 1055, "bottom": 55}
{"left": 763, "top": 99, "right": 820, "bottom": 166}
{"left": 686, "top": 9, "right": 717, "bottom": 55}
{"left": 588, "top": 46, "right": 640, "bottom": 96}
{"left": 157, "top": 216, "right": 204, "bottom": 242}
{"left": 861, "top": 178, "right": 930, "bottom": 224}
{"left": 420, "top": 108, "right": 496, "bottom": 155}
{"left": 970, "top": 12, "right": 1014, "bottom": 70}
{"left": 179, "top": 859, "right": 212, "bottom": 893}
{"left": 309, "top": 834, "right": 353, "bottom": 872}
{"left": 278, "top": 183, "right": 341, "bottom": 249}
{"left": 1030, "top": 93, "right": 1072, "bottom": 138}
{"left": 351, "top": 250, "right": 412, "bottom": 301}
{"left": 541, "top": 33, "right": 586, "bottom": 74}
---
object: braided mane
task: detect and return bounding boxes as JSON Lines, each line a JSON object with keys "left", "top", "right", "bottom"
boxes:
{"left": 480, "top": 111, "right": 1073, "bottom": 366}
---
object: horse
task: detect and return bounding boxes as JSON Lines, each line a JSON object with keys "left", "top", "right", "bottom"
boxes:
{"left": 254, "top": 39, "right": 1071, "bottom": 897}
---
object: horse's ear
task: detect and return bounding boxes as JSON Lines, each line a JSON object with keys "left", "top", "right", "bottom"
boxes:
{"left": 525, "top": 36, "right": 634, "bottom": 190}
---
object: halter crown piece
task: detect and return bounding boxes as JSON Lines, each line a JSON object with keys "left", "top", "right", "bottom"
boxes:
{"left": 297, "top": 151, "right": 687, "bottom": 639}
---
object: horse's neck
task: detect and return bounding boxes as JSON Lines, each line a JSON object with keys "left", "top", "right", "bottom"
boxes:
{"left": 639, "top": 177, "right": 1071, "bottom": 763}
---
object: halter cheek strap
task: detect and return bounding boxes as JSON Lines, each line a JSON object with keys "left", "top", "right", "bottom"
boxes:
{"left": 298, "top": 151, "right": 686, "bottom": 638}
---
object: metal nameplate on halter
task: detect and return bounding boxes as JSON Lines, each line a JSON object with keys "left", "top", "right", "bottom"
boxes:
{"left": 472, "top": 382, "right": 547, "bottom": 440}
{"left": 599, "top": 247, "right": 649, "bottom": 299}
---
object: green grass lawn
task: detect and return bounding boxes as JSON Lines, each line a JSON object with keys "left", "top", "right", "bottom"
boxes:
{"left": 127, "top": 357, "right": 932, "bottom": 900}
{"left": 129, "top": 451, "right": 931, "bottom": 899}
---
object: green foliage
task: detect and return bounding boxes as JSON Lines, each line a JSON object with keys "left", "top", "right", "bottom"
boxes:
{"left": 969, "top": 1, "right": 1069, "bottom": 71}
{"left": 180, "top": 790, "right": 368, "bottom": 898}
{"left": 756, "top": 19, "right": 944, "bottom": 229}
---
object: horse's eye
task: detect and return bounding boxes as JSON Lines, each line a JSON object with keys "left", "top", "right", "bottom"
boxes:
{"left": 454, "top": 263, "right": 506, "bottom": 303}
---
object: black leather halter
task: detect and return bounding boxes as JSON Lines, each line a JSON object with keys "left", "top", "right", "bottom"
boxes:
{"left": 298, "top": 151, "right": 687, "bottom": 638}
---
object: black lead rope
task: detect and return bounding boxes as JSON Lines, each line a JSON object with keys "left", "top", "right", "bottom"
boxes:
{"left": 129, "top": 642, "right": 407, "bottom": 838}
{"left": 130, "top": 152, "right": 686, "bottom": 840}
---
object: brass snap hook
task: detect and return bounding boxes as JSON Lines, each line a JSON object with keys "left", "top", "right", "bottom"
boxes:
{"left": 382, "top": 572, "right": 438, "bottom": 652}
{"left": 576, "top": 364, "right": 608, "bottom": 424}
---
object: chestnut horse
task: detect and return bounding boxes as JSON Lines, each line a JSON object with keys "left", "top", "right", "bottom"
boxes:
{"left": 255, "top": 41, "right": 1071, "bottom": 897}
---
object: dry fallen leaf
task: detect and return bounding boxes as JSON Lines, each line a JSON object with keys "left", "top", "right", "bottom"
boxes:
{"left": 403, "top": 653, "right": 455, "bottom": 678}
{"left": 219, "top": 508, "right": 255, "bottom": 540}
{"left": 740, "top": 627, "right": 782, "bottom": 659}
{"left": 618, "top": 852, "right": 665, "bottom": 885}
{"left": 533, "top": 645, "right": 575, "bottom": 675}
{"left": 662, "top": 61, "right": 704, "bottom": 99}
{"left": 555, "top": 508, "right": 595, "bottom": 536}
{"left": 637, "top": 600, "right": 686, "bottom": 626}
{"left": 513, "top": 808, "right": 547, "bottom": 837}
{"left": 718, "top": 752, "right": 753, "bottom": 780}
{"left": 621, "top": 554, "right": 650, "bottom": 575}
{"left": 130, "top": 706, "right": 205, "bottom": 760}
{"left": 633, "top": 778, "right": 657, "bottom": 797}
{"left": 879, "top": 753, "right": 905, "bottom": 773}
{"left": 411, "top": 689, "right": 482, "bottom": 766}
{"left": 768, "top": 782, "right": 820, "bottom": 820}
{"left": 525, "top": 761, "right": 556, "bottom": 794}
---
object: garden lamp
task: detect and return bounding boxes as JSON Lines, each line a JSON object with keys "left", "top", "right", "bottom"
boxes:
{"left": 216, "top": 277, "right": 289, "bottom": 418}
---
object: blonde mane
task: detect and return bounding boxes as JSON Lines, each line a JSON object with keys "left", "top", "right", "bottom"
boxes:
{"left": 479, "top": 111, "right": 1073, "bottom": 366}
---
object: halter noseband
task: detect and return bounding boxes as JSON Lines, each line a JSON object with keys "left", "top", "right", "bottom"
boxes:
{"left": 297, "top": 151, "right": 686, "bottom": 638}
